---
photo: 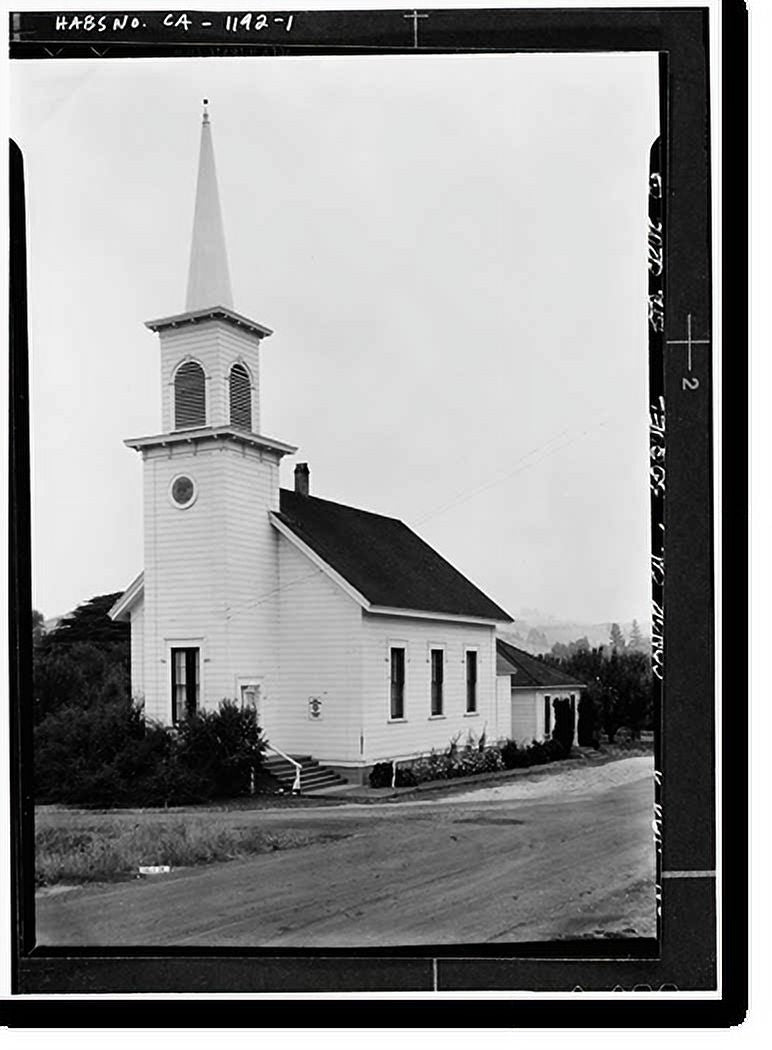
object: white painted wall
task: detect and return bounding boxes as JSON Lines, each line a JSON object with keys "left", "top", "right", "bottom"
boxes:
{"left": 129, "top": 599, "right": 145, "bottom": 702}
{"left": 158, "top": 319, "right": 262, "bottom": 433}
{"left": 140, "top": 435, "right": 282, "bottom": 724}
{"left": 503, "top": 683, "right": 581, "bottom": 745}
{"left": 509, "top": 686, "right": 541, "bottom": 745}
{"left": 272, "top": 535, "right": 364, "bottom": 763}
{"left": 361, "top": 612, "right": 497, "bottom": 765}
{"left": 495, "top": 675, "right": 511, "bottom": 742}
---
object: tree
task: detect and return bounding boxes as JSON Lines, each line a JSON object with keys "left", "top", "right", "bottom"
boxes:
{"left": 33, "top": 592, "right": 130, "bottom": 723}
{"left": 32, "top": 609, "right": 46, "bottom": 648}
{"left": 629, "top": 619, "right": 645, "bottom": 651}
{"left": 609, "top": 622, "right": 626, "bottom": 651}
{"left": 543, "top": 639, "right": 653, "bottom": 744}
{"left": 552, "top": 697, "right": 575, "bottom": 754}
{"left": 43, "top": 592, "right": 128, "bottom": 651}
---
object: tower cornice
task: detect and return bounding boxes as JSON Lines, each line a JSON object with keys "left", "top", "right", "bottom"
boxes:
{"left": 145, "top": 305, "right": 273, "bottom": 340}
{"left": 124, "top": 425, "right": 297, "bottom": 457}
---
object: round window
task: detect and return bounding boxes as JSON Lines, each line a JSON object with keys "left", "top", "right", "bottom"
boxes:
{"left": 169, "top": 474, "right": 197, "bottom": 509}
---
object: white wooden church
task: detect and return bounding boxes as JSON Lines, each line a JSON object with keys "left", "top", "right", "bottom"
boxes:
{"left": 110, "top": 104, "right": 581, "bottom": 783}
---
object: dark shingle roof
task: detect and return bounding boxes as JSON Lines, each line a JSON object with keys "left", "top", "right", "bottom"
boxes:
{"left": 277, "top": 489, "right": 512, "bottom": 622}
{"left": 496, "top": 638, "right": 586, "bottom": 688}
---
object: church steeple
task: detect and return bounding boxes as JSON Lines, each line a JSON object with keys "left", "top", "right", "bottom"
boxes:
{"left": 185, "top": 99, "right": 233, "bottom": 312}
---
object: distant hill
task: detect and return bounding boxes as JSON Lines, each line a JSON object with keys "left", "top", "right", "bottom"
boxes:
{"left": 499, "top": 615, "right": 650, "bottom": 655}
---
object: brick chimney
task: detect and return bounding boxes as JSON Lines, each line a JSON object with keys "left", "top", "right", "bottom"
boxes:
{"left": 294, "top": 462, "right": 310, "bottom": 497}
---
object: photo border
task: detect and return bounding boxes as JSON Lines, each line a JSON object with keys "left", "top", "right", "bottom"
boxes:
{"left": 5, "top": 1, "right": 747, "bottom": 1023}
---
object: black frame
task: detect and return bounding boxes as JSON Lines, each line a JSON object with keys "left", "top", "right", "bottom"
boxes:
{"left": 6, "top": 1, "right": 747, "bottom": 1024}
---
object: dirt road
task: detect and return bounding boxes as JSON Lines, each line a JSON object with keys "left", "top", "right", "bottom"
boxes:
{"left": 36, "top": 756, "right": 655, "bottom": 947}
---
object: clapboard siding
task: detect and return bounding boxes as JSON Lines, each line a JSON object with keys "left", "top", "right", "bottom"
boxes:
{"left": 130, "top": 600, "right": 145, "bottom": 701}
{"left": 508, "top": 687, "right": 579, "bottom": 745}
{"left": 509, "top": 687, "right": 541, "bottom": 744}
{"left": 273, "top": 535, "right": 363, "bottom": 762}
{"left": 360, "top": 612, "right": 496, "bottom": 764}
{"left": 140, "top": 436, "right": 281, "bottom": 724}
{"left": 158, "top": 320, "right": 263, "bottom": 433}
{"left": 495, "top": 675, "right": 511, "bottom": 741}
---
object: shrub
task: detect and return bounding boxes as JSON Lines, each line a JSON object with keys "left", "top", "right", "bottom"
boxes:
{"left": 541, "top": 737, "right": 570, "bottom": 762}
{"left": 614, "top": 725, "right": 634, "bottom": 749}
{"left": 175, "top": 700, "right": 265, "bottom": 799}
{"left": 395, "top": 767, "right": 418, "bottom": 787}
{"left": 34, "top": 697, "right": 265, "bottom": 807}
{"left": 552, "top": 697, "right": 575, "bottom": 753}
{"left": 367, "top": 763, "right": 419, "bottom": 789}
{"left": 368, "top": 762, "right": 393, "bottom": 788}
{"left": 500, "top": 740, "right": 530, "bottom": 769}
{"left": 577, "top": 694, "right": 599, "bottom": 747}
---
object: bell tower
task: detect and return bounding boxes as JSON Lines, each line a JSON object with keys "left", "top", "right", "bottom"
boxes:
{"left": 126, "top": 101, "right": 297, "bottom": 726}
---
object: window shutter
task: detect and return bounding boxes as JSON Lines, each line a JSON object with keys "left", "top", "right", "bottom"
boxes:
{"left": 229, "top": 363, "right": 252, "bottom": 430}
{"left": 174, "top": 361, "right": 206, "bottom": 429}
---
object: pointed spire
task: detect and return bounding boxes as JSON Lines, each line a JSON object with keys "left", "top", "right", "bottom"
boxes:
{"left": 185, "top": 99, "right": 233, "bottom": 312}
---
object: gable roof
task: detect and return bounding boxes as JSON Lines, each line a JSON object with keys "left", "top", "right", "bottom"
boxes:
{"left": 496, "top": 638, "right": 586, "bottom": 688}
{"left": 275, "top": 489, "right": 512, "bottom": 623}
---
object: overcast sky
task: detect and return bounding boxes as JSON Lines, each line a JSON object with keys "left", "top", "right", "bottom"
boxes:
{"left": 11, "top": 52, "right": 658, "bottom": 626}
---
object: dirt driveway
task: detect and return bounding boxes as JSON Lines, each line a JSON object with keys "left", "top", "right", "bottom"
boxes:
{"left": 36, "top": 756, "right": 656, "bottom": 947}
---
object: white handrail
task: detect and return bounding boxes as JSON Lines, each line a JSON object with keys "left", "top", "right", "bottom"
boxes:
{"left": 265, "top": 743, "right": 302, "bottom": 794}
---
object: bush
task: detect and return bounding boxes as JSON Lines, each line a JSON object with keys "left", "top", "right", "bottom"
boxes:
{"left": 500, "top": 740, "right": 530, "bottom": 769}
{"left": 552, "top": 697, "right": 576, "bottom": 753}
{"left": 175, "top": 700, "right": 265, "bottom": 799}
{"left": 34, "top": 697, "right": 265, "bottom": 807}
{"left": 367, "top": 729, "right": 571, "bottom": 790}
{"left": 614, "top": 725, "right": 635, "bottom": 749}
{"left": 368, "top": 762, "right": 419, "bottom": 789}
{"left": 542, "top": 737, "right": 570, "bottom": 761}
{"left": 368, "top": 762, "right": 393, "bottom": 788}
{"left": 395, "top": 767, "right": 418, "bottom": 787}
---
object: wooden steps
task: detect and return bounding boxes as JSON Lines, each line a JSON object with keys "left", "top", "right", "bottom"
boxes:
{"left": 262, "top": 753, "right": 349, "bottom": 794}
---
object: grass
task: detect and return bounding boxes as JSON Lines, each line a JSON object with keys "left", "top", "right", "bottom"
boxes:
{"left": 35, "top": 817, "right": 344, "bottom": 887}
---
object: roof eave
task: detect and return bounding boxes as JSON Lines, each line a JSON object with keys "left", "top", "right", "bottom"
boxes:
{"left": 109, "top": 572, "right": 145, "bottom": 621}
{"left": 272, "top": 513, "right": 508, "bottom": 625}
{"left": 508, "top": 680, "right": 587, "bottom": 690}
{"left": 366, "top": 605, "right": 507, "bottom": 627}
{"left": 270, "top": 513, "right": 371, "bottom": 610}
{"left": 144, "top": 305, "right": 273, "bottom": 340}
{"left": 124, "top": 427, "right": 298, "bottom": 457}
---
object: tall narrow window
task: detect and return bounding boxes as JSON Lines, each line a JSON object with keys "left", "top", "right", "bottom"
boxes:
{"left": 174, "top": 361, "right": 206, "bottom": 429}
{"left": 544, "top": 695, "right": 552, "bottom": 737}
{"left": 171, "top": 647, "right": 200, "bottom": 723}
{"left": 430, "top": 649, "right": 444, "bottom": 716}
{"left": 466, "top": 650, "right": 478, "bottom": 713}
{"left": 390, "top": 647, "right": 405, "bottom": 720}
{"left": 229, "top": 362, "right": 252, "bottom": 429}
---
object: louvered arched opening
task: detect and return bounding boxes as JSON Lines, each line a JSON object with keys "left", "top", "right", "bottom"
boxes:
{"left": 174, "top": 361, "right": 206, "bottom": 430}
{"left": 229, "top": 362, "right": 252, "bottom": 430}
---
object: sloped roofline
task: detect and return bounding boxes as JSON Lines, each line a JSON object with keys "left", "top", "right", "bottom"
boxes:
{"left": 271, "top": 513, "right": 507, "bottom": 626}
{"left": 109, "top": 571, "right": 144, "bottom": 621}
{"left": 496, "top": 637, "right": 587, "bottom": 688}
{"left": 109, "top": 525, "right": 509, "bottom": 629}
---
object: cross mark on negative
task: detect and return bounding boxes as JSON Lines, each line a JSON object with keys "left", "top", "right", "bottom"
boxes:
{"left": 666, "top": 313, "right": 710, "bottom": 373}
